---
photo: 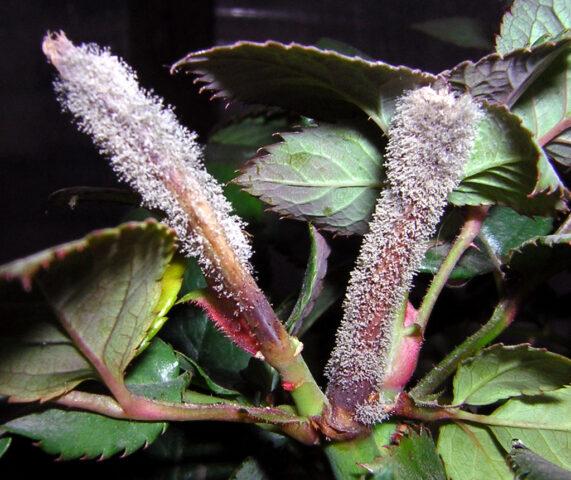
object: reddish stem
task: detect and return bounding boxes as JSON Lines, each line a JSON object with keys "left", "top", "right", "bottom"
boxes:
{"left": 538, "top": 118, "right": 571, "bottom": 147}
{"left": 53, "top": 390, "right": 320, "bottom": 445}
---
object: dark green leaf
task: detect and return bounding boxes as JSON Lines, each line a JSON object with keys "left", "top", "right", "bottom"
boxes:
{"left": 0, "top": 437, "right": 11, "bottom": 459}
{"left": 3, "top": 339, "right": 187, "bottom": 460}
{"left": 205, "top": 113, "right": 292, "bottom": 222}
{"left": 421, "top": 207, "right": 495, "bottom": 279}
{"left": 421, "top": 206, "right": 553, "bottom": 281}
{"left": 452, "top": 344, "right": 571, "bottom": 405}
{"left": 489, "top": 386, "right": 571, "bottom": 470}
{"left": 370, "top": 430, "right": 447, "bottom": 480}
{"left": 207, "top": 162, "right": 264, "bottom": 222}
{"left": 230, "top": 457, "right": 269, "bottom": 480}
{"left": 509, "top": 440, "right": 571, "bottom": 480}
{"left": 0, "top": 221, "right": 176, "bottom": 400}
{"left": 411, "top": 17, "right": 491, "bottom": 49}
{"left": 286, "top": 225, "right": 331, "bottom": 334}
{"left": 496, "top": 0, "right": 571, "bottom": 167}
{"left": 172, "top": 41, "right": 436, "bottom": 133}
{"left": 179, "top": 257, "right": 207, "bottom": 295}
{"left": 177, "top": 352, "right": 240, "bottom": 396}
{"left": 507, "top": 233, "right": 571, "bottom": 274}
{"left": 235, "top": 121, "right": 386, "bottom": 235}
{"left": 446, "top": 38, "right": 571, "bottom": 107}
{"left": 438, "top": 422, "right": 512, "bottom": 480}
{"left": 125, "top": 339, "right": 187, "bottom": 402}
{"left": 421, "top": 242, "right": 493, "bottom": 281}
{"left": 478, "top": 206, "right": 553, "bottom": 259}
{"left": 212, "top": 113, "right": 287, "bottom": 146}
{"left": 161, "top": 306, "right": 253, "bottom": 392}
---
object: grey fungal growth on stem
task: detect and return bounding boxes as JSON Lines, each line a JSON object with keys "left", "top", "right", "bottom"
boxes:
{"left": 325, "top": 86, "right": 482, "bottom": 425}
{"left": 42, "top": 32, "right": 252, "bottom": 293}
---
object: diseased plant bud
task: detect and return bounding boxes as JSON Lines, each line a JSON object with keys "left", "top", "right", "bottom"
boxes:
{"left": 42, "top": 32, "right": 265, "bottom": 355}
{"left": 42, "top": 32, "right": 251, "bottom": 275}
{"left": 325, "top": 86, "right": 482, "bottom": 429}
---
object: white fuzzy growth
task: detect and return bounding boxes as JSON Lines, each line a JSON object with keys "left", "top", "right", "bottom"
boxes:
{"left": 44, "top": 33, "right": 252, "bottom": 280}
{"left": 326, "top": 87, "right": 481, "bottom": 424}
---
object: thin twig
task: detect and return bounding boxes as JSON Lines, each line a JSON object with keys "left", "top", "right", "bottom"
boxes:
{"left": 416, "top": 206, "right": 490, "bottom": 331}
{"left": 52, "top": 390, "right": 320, "bottom": 445}
{"left": 410, "top": 293, "right": 521, "bottom": 400}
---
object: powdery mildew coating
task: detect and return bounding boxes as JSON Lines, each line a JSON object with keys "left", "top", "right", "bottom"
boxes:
{"left": 43, "top": 33, "right": 252, "bottom": 288}
{"left": 325, "top": 87, "right": 482, "bottom": 424}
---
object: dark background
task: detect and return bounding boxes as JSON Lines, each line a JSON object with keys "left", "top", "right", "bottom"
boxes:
{"left": 0, "top": 0, "right": 508, "bottom": 264}
{"left": 0, "top": 1, "right": 514, "bottom": 478}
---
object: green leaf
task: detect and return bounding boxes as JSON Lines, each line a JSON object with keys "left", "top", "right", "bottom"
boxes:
{"left": 172, "top": 41, "right": 436, "bottom": 133}
{"left": 509, "top": 440, "right": 571, "bottom": 479}
{"left": 0, "top": 221, "right": 176, "bottom": 400}
{"left": 230, "top": 457, "right": 269, "bottom": 480}
{"left": 446, "top": 38, "right": 571, "bottom": 107}
{"left": 161, "top": 306, "right": 253, "bottom": 392}
{"left": 489, "top": 386, "right": 571, "bottom": 470}
{"left": 325, "top": 422, "right": 398, "bottom": 479}
{"left": 125, "top": 339, "right": 187, "bottom": 402}
{"left": 421, "top": 209, "right": 495, "bottom": 280}
{"left": 179, "top": 256, "right": 208, "bottom": 294}
{"left": 286, "top": 224, "right": 331, "bottom": 334}
{"left": 438, "top": 422, "right": 513, "bottom": 480}
{"left": 496, "top": 0, "right": 571, "bottom": 167}
{"left": 235, "top": 121, "right": 386, "bottom": 235}
{"left": 238, "top": 107, "right": 563, "bottom": 238}
{"left": 496, "top": 0, "right": 570, "bottom": 54}
{"left": 206, "top": 113, "right": 292, "bottom": 222}
{"left": 449, "top": 104, "right": 566, "bottom": 215}
{"left": 421, "top": 242, "right": 493, "bottom": 280}
{"left": 421, "top": 206, "right": 552, "bottom": 282}
{"left": 0, "top": 314, "right": 94, "bottom": 402}
{"left": 209, "top": 112, "right": 291, "bottom": 151}
{"left": 177, "top": 352, "right": 241, "bottom": 396}
{"left": 452, "top": 344, "right": 571, "bottom": 405}
{"left": 411, "top": 17, "right": 492, "bottom": 49}
{"left": 3, "top": 339, "right": 187, "bottom": 460}
{"left": 478, "top": 206, "right": 553, "bottom": 259}
{"left": 0, "top": 437, "right": 11, "bottom": 459}
{"left": 208, "top": 163, "right": 264, "bottom": 223}
{"left": 507, "top": 233, "right": 571, "bottom": 274}
{"left": 369, "top": 430, "right": 447, "bottom": 480}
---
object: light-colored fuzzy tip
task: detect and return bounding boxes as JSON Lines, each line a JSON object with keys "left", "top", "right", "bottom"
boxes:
{"left": 42, "top": 31, "right": 253, "bottom": 292}
{"left": 42, "top": 31, "right": 73, "bottom": 67}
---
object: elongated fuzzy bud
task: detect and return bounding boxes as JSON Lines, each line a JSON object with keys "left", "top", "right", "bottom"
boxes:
{"left": 325, "top": 86, "right": 481, "bottom": 429}
{"left": 42, "top": 32, "right": 278, "bottom": 355}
